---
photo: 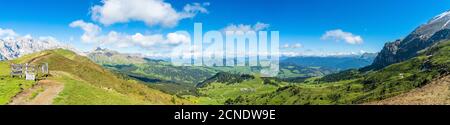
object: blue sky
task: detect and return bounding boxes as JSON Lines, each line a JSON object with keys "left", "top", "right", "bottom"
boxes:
{"left": 0, "top": 0, "right": 449, "bottom": 56}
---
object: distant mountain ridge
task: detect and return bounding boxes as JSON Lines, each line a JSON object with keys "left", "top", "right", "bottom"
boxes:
{"left": 224, "top": 10, "right": 450, "bottom": 105}
{"left": 228, "top": 40, "right": 450, "bottom": 105}
{"left": 87, "top": 47, "right": 149, "bottom": 65}
{"left": 0, "top": 37, "right": 77, "bottom": 61}
{"left": 365, "top": 10, "right": 450, "bottom": 71}
{"left": 282, "top": 52, "right": 377, "bottom": 71}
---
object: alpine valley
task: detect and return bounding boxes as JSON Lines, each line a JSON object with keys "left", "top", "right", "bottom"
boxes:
{"left": 0, "top": 10, "right": 449, "bottom": 105}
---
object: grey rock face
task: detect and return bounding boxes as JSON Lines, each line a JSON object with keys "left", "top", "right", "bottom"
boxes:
{"left": 364, "top": 10, "right": 450, "bottom": 71}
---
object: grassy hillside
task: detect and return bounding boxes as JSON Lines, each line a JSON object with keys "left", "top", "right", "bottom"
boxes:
{"left": 0, "top": 63, "right": 35, "bottom": 104}
{"left": 51, "top": 71, "right": 147, "bottom": 105}
{"left": 0, "top": 49, "right": 188, "bottom": 105}
{"left": 227, "top": 40, "right": 450, "bottom": 105}
{"left": 367, "top": 75, "right": 450, "bottom": 105}
{"left": 88, "top": 48, "right": 338, "bottom": 97}
{"left": 101, "top": 62, "right": 332, "bottom": 96}
{"left": 190, "top": 72, "right": 289, "bottom": 104}
{"left": 103, "top": 63, "right": 216, "bottom": 95}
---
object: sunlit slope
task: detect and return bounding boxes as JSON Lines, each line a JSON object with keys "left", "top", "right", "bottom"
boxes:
{"left": 0, "top": 62, "right": 35, "bottom": 104}
{"left": 1, "top": 49, "right": 188, "bottom": 105}
{"left": 228, "top": 41, "right": 450, "bottom": 105}
{"left": 190, "top": 72, "right": 289, "bottom": 104}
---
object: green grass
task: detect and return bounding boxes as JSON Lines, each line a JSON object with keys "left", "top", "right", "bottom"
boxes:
{"left": 0, "top": 62, "right": 10, "bottom": 76}
{"left": 52, "top": 72, "right": 147, "bottom": 105}
{"left": 182, "top": 95, "right": 223, "bottom": 105}
{"left": 0, "top": 77, "right": 35, "bottom": 104}
{"left": 1, "top": 49, "right": 189, "bottom": 105}
{"left": 0, "top": 62, "right": 36, "bottom": 104}
{"left": 228, "top": 41, "right": 450, "bottom": 105}
{"left": 102, "top": 62, "right": 217, "bottom": 96}
{"left": 32, "top": 49, "right": 187, "bottom": 104}
{"left": 233, "top": 79, "right": 362, "bottom": 105}
{"left": 197, "top": 75, "right": 288, "bottom": 104}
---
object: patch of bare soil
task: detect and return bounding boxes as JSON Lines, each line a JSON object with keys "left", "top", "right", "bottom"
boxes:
{"left": 368, "top": 75, "right": 450, "bottom": 105}
{"left": 9, "top": 80, "right": 64, "bottom": 105}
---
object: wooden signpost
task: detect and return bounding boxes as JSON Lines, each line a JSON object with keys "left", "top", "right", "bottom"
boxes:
{"left": 10, "top": 63, "right": 49, "bottom": 81}
{"left": 10, "top": 64, "right": 24, "bottom": 78}
{"left": 25, "top": 63, "right": 36, "bottom": 81}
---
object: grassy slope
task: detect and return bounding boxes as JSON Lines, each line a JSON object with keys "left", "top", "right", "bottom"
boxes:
{"left": 367, "top": 75, "right": 450, "bottom": 105}
{"left": 229, "top": 41, "right": 450, "bottom": 105}
{"left": 191, "top": 74, "right": 288, "bottom": 104}
{"left": 93, "top": 52, "right": 339, "bottom": 98}
{"left": 104, "top": 63, "right": 330, "bottom": 97}
{"left": 103, "top": 62, "right": 217, "bottom": 96}
{"left": 51, "top": 71, "right": 147, "bottom": 105}
{"left": 1, "top": 49, "right": 188, "bottom": 105}
{"left": 0, "top": 61, "right": 36, "bottom": 104}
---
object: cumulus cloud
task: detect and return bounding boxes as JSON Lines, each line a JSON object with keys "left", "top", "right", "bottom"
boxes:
{"left": 223, "top": 22, "right": 270, "bottom": 32}
{"left": 282, "top": 43, "right": 303, "bottom": 49}
{"left": 0, "top": 28, "right": 57, "bottom": 42}
{"left": 280, "top": 50, "right": 370, "bottom": 57}
{"left": 130, "top": 32, "right": 190, "bottom": 48}
{"left": 38, "top": 36, "right": 59, "bottom": 42}
{"left": 69, "top": 20, "right": 190, "bottom": 49}
{"left": 182, "top": 2, "right": 210, "bottom": 17}
{"left": 0, "top": 28, "right": 18, "bottom": 38}
{"left": 253, "top": 22, "right": 270, "bottom": 31}
{"left": 293, "top": 43, "right": 303, "bottom": 48}
{"left": 321, "top": 29, "right": 363, "bottom": 44}
{"left": 91, "top": 0, "right": 209, "bottom": 27}
{"left": 69, "top": 20, "right": 102, "bottom": 43}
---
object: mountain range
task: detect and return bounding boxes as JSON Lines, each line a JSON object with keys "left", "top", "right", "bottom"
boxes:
{"left": 225, "top": 10, "right": 450, "bottom": 105}
{"left": 364, "top": 10, "right": 450, "bottom": 71}
{"left": 282, "top": 53, "right": 377, "bottom": 72}
{"left": 0, "top": 37, "right": 78, "bottom": 61}
{"left": 1, "top": 10, "right": 449, "bottom": 105}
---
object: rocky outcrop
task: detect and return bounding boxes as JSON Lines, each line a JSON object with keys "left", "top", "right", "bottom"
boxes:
{"left": 363, "top": 10, "right": 450, "bottom": 71}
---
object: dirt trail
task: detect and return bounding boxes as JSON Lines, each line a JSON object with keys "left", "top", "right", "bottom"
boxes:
{"left": 8, "top": 53, "right": 65, "bottom": 105}
{"left": 9, "top": 80, "right": 64, "bottom": 105}
{"left": 27, "top": 53, "right": 51, "bottom": 64}
{"left": 368, "top": 75, "right": 450, "bottom": 105}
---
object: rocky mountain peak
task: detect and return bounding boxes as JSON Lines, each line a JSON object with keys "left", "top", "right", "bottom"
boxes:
{"left": 0, "top": 37, "right": 77, "bottom": 60}
{"left": 363, "top": 10, "right": 450, "bottom": 71}
{"left": 412, "top": 10, "right": 450, "bottom": 39}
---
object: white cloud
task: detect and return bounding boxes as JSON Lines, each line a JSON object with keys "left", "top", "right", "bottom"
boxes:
{"left": 69, "top": 20, "right": 190, "bottom": 50}
{"left": 282, "top": 44, "right": 290, "bottom": 48}
{"left": 129, "top": 32, "right": 190, "bottom": 49}
{"left": 280, "top": 50, "right": 369, "bottom": 57}
{"left": 321, "top": 29, "right": 363, "bottom": 44}
{"left": 223, "top": 22, "right": 270, "bottom": 32}
{"left": 91, "top": 0, "right": 209, "bottom": 27}
{"left": 292, "top": 43, "right": 303, "bottom": 48}
{"left": 0, "top": 28, "right": 18, "bottom": 38}
{"left": 281, "top": 43, "right": 303, "bottom": 49}
{"left": 253, "top": 22, "right": 270, "bottom": 31}
{"left": 38, "top": 36, "right": 59, "bottom": 42}
{"left": 23, "top": 34, "right": 33, "bottom": 39}
{"left": 166, "top": 32, "right": 191, "bottom": 44}
{"left": 182, "top": 2, "right": 209, "bottom": 17}
{"left": 69, "top": 20, "right": 101, "bottom": 43}
{"left": 0, "top": 28, "right": 59, "bottom": 42}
